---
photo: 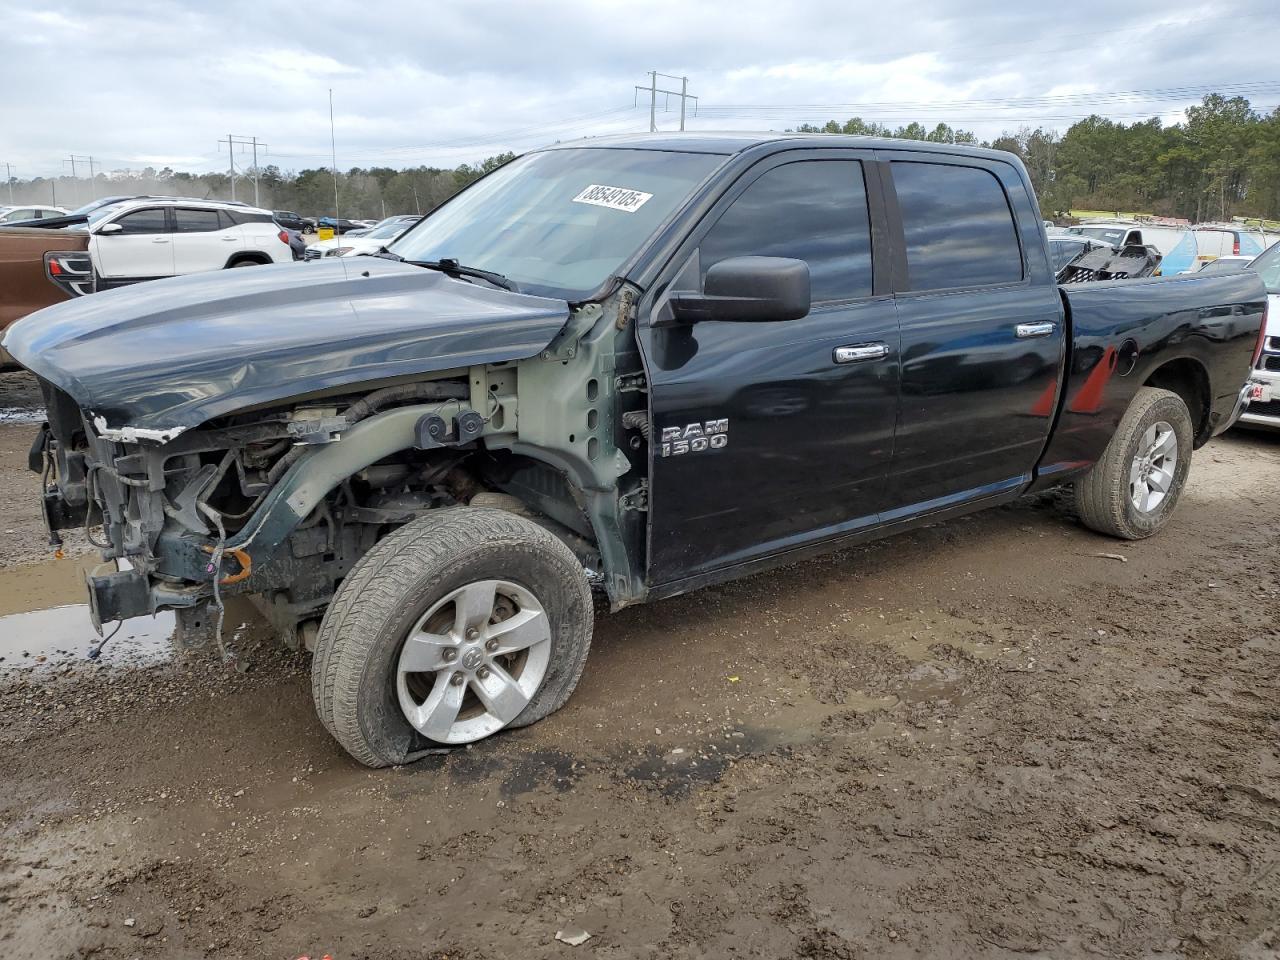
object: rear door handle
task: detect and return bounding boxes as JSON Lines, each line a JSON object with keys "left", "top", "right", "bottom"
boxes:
{"left": 151, "top": 237, "right": 170, "bottom": 244}
{"left": 834, "top": 342, "right": 890, "bottom": 364}
{"left": 221, "top": 235, "right": 238, "bottom": 241}
{"left": 1015, "top": 321, "right": 1056, "bottom": 339}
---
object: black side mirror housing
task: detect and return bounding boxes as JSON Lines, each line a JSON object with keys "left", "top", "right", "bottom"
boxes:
{"left": 670, "top": 256, "right": 810, "bottom": 323}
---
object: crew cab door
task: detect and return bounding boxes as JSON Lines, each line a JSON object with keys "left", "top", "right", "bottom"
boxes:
{"left": 879, "top": 154, "right": 1065, "bottom": 516}
{"left": 638, "top": 151, "right": 899, "bottom": 586}
{"left": 172, "top": 207, "right": 233, "bottom": 274}
{"left": 92, "top": 206, "right": 175, "bottom": 280}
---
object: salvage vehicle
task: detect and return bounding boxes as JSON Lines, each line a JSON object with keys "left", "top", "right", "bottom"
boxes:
{"left": 1237, "top": 241, "right": 1280, "bottom": 429}
{"left": 0, "top": 225, "right": 90, "bottom": 369}
{"left": 4, "top": 134, "right": 1267, "bottom": 767}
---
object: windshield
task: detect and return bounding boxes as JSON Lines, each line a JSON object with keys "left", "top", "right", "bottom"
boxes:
{"left": 389, "top": 147, "right": 724, "bottom": 298}
{"left": 85, "top": 203, "right": 131, "bottom": 228}
{"left": 1068, "top": 226, "right": 1125, "bottom": 246}
{"left": 67, "top": 197, "right": 124, "bottom": 217}
{"left": 1251, "top": 243, "right": 1280, "bottom": 293}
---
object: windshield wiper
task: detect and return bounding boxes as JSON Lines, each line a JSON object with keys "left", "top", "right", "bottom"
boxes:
{"left": 371, "top": 246, "right": 404, "bottom": 262}
{"left": 407, "top": 257, "right": 519, "bottom": 292}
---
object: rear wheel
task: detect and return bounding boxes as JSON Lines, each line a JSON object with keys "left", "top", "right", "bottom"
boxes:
{"left": 312, "top": 508, "right": 592, "bottom": 767}
{"left": 1074, "top": 386, "right": 1193, "bottom": 539}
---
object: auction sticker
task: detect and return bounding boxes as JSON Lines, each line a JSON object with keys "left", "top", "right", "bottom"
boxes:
{"left": 572, "top": 184, "right": 653, "bottom": 213}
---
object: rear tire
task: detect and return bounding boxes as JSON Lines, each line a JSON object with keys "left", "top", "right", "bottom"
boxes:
{"left": 228, "top": 257, "right": 265, "bottom": 268}
{"left": 1074, "top": 386, "right": 1193, "bottom": 539}
{"left": 312, "top": 508, "right": 593, "bottom": 768}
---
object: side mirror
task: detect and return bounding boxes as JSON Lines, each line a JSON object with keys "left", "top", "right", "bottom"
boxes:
{"left": 97, "top": 222, "right": 123, "bottom": 235}
{"left": 670, "top": 256, "right": 810, "bottom": 323}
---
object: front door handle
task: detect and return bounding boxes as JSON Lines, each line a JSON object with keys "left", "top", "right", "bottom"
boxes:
{"left": 1015, "top": 321, "right": 1056, "bottom": 339}
{"left": 834, "top": 343, "right": 890, "bottom": 364}
{"left": 151, "top": 237, "right": 170, "bottom": 243}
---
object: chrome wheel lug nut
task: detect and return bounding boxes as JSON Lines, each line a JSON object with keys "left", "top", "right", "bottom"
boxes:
{"left": 465, "top": 627, "right": 480, "bottom": 642}
{"left": 450, "top": 671, "right": 465, "bottom": 686}
{"left": 485, "top": 638, "right": 499, "bottom": 653}
{"left": 477, "top": 666, "right": 491, "bottom": 680}
{"left": 442, "top": 648, "right": 457, "bottom": 663}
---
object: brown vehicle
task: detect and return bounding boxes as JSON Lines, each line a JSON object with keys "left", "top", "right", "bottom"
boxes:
{"left": 0, "top": 226, "right": 91, "bottom": 369}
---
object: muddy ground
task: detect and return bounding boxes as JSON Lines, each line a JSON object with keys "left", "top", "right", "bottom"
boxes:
{"left": 0, "top": 367, "right": 1278, "bottom": 959}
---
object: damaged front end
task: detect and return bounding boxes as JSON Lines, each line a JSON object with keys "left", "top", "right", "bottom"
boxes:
{"left": 33, "top": 375, "right": 496, "bottom": 655}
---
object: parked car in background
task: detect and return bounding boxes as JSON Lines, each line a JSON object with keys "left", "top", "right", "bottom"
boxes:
{"left": 1046, "top": 235, "right": 1112, "bottom": 276}
{"left": 281, "top": 227, "right": 306, "bottom": 261}
{"left": 1196, "top": 255, "right": 1255, "bottom": 274}
{"left": 80, "top": 198, "right": 293, "bottom": 288}
{"left": 316, "top": 216, "right": 368, "bottom": 234}
{"left": 1238, "top": 242, "right": 1280, "bottom": 430}
{"left": 273, "top": 210, "right": 307, "bottom": 232}
{"left": 1066, "top": 218, "right": 1199, "bottom": 275}
{"left": 341, "top": 214, "right": 419, "bottom": 239}
{"left": 304, "top": 215, "right": 421, "bottom": 259}
{"left": 0, "top": 205, "right": 68, "bottom": 224}
{"left": 5, "top": 133, "right": 1265, "bottom": 766}
{"left": 1192, "top": 224, "right": 1270, "bottom": 268}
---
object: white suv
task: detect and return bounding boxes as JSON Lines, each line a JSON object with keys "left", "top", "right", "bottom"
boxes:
{"left": 84, "top": 198, "right": 293, "bottom": 287}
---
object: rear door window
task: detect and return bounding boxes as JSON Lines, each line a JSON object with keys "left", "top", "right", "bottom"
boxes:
{"left": 174, "top": 208, "right": 222, "bottom": 233}
{"left": 699, "top": 159, "right": 874, "bottom": 302}
{"left": 891, "top": 161, "right": 1022, "bottom": 290}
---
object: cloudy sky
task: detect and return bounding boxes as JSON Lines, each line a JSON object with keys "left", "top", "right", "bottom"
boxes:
{"left": 2, "top": 0, "right": 1278, "bottom": 180}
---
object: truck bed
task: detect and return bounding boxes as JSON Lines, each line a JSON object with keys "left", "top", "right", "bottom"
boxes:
{"left": 1037, "top": 271, "right": 1266, "bottom": 483}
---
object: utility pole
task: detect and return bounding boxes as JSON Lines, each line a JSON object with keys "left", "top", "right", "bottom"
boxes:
{"left": 329, "top": 89, "right": 340, "bottom": 227}
{"left": 250, "top": 136, "right": 260, "bottom": 206}
{"left": 221, "top": 135, "right": 235, "bottom": 202}
{"left": 634, "top": 72, "right": 697, "bottom": 132}
{"left": 63, "top": 155, "right": 94, "bottom": 206}
{"left": 217, "top": 135, "right": 268, "bottom": 205}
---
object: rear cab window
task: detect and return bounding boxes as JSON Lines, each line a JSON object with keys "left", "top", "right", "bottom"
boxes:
{"left": 891, "top": 161, "right": 1022, "bottom": 290}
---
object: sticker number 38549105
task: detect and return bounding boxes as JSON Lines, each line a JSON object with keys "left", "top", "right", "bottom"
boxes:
{"left": 572, "top": 184, "right": 653, "bottom": 213}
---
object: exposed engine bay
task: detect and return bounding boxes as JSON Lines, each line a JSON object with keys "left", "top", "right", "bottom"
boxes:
{"left": 33, "top": 368, "right": 621, "bottom": 657}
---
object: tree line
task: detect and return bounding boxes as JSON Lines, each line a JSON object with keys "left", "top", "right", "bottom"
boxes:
{"left": 7, "top": 93, "right": 1278, "bottom": 223}
{"left": 795, "top": 94, "right": 1280, "bottom": 222}
{"left": 6, "top": 153, "right": 516, "bottom": 222}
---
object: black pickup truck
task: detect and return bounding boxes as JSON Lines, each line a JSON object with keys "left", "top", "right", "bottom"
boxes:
{"left": 4, "top": 134, "right": 1267, "bottom": 766}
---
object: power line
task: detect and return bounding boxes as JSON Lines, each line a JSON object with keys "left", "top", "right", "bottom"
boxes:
{"left": 634, "top": 72, "right": 698, "bottom": 131}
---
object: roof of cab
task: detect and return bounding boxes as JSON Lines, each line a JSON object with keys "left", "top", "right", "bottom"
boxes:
{"left": 538, "top": 131, "right": 1019, "bottom": 163}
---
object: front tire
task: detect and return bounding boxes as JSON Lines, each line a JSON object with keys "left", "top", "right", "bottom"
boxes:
{"left": 1074, "top": 386, "right": 1193, "bottom": 539}
{"left": 312, "top": 508, "right": 593, "bottom": 767}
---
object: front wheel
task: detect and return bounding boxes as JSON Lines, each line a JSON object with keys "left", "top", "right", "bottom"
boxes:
{"left": 1074, "top": 386, "right": 1193, "bottom": 539}
{"left": 312, "top": 508, "right": 593, "bottom": 767}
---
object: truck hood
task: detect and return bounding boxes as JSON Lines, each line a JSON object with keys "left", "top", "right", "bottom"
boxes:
{"left": 3, "top": 257, "right": 570, "bottom": 441}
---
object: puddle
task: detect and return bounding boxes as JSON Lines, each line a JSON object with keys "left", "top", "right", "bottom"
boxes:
{"left": 0, "top": 406, "right": 45, "bottom": 424}
{"left": 0, "top": 553, "right": 256, "bottom": 670}
{"left": 0, "top": 605, "right": 176, "bottom": 669}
